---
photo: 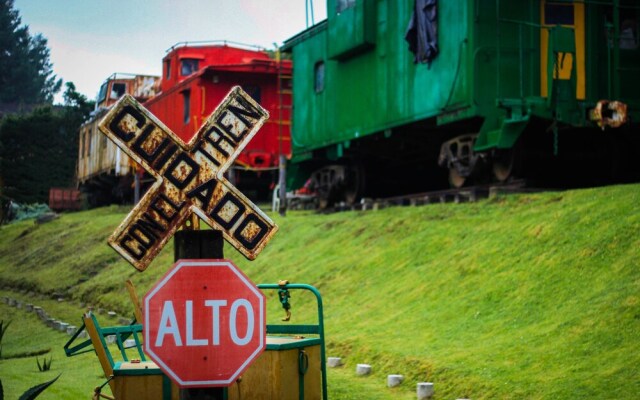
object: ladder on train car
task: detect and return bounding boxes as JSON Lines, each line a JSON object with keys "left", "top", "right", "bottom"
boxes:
{"left": 276, "top": 48, "right": 292, "bottom": 216}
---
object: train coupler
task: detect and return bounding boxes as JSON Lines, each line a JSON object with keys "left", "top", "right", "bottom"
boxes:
{"left": 589, "top": 100, "right": 628, "bottom": 130}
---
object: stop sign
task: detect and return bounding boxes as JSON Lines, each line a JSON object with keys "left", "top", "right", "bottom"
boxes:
{"left": 144, "top": 259, "right": 266, "bottom": 387}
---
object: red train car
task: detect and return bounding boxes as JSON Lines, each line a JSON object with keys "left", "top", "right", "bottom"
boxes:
{"left": 144, "top": 41, "right": 292, "bottom": 200}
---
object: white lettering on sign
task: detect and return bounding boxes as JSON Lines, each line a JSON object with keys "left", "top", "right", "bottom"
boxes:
{"left": 230, "top": 299, "right": 254, "bottom": 346}
{"left": 155, "top": 299, "right": 255, "bottom": 347}
{"left": 156, "top": 300, "right": 182, "bottom": 346}
{"left": 204, "top": 300, "right": 227, "bottom": 345}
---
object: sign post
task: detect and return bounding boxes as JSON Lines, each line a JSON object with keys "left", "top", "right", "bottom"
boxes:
{"left": 98, "top": 86, "right": 279, "bottom": 398}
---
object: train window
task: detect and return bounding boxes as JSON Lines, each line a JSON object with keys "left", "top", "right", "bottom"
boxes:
{"left": 314, "top": 62, "right": 325, "bottom": 93}
{"left": 337, "top": 0, "right": 355, "bottom": 14}
{"left": 181, "top": 59, "right": 199, "bottom": 76}
{"left": 620, "top": 18, "right": 638, "bottom": 50}
{"left": 182, "top": 90, "right": 190, "bottom": 124}
{"left": 244, "top": 85, "right": 261, "bottom": 104}
{"left": 164, "top": 59, "right": 171, "bottom": 79}
{"left": 110, "top": 83, "right": 126, "bottom": 100}
{"left": 97, "top": 82, "right": 108, "bottom": 105}
{"left": 544, "top": 3, "right": 574, "bottom": 26}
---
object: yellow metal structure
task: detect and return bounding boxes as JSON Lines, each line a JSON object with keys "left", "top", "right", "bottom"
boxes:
{"left": 540, "top": 0, "right": 586, "bottom": 99}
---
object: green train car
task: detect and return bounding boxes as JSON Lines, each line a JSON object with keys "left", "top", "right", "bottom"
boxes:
{"left": 282, "top": 0, "right": 640, "bottom": 205}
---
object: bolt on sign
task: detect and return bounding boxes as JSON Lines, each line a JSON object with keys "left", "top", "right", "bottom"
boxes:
{"left": 144, "top": 259, "right": 266, "bottom": 387}
{"left": 98, "top": 87, "right": 278, "bottom": 271}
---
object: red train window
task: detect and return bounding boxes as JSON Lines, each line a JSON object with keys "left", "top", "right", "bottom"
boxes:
{"left": 181, "top": 59, "right": 199, "bottom": 76}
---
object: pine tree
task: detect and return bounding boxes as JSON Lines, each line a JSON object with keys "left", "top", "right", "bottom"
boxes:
{"left": 0, "top": 0, "right": 61, "bottom": 104}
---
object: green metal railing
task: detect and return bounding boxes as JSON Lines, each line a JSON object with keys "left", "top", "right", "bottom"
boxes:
{"left": 258, "top": 283, "right": 328, "bottom": 400}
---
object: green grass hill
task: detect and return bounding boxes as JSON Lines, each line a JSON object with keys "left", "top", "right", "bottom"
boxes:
{"left": 0, "top": 184, "right": 638, "bottom": 399}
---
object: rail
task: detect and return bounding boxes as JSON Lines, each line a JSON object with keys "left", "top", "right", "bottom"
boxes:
{"left": 165, "top": 40, "right": 266, "bottom": 53}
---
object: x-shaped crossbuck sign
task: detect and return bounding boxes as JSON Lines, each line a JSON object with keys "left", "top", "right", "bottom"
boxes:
{"left": 99, "top": 86, "right": 278, "bottom": 271}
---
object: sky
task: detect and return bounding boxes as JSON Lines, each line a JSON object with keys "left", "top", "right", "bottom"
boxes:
{"left": 13, "top": 0, "right": 326, "bottom": 104}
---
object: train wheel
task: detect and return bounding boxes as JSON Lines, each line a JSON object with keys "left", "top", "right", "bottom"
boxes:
{"left": 448, "top": 167, "right": 467, "bottom": 188}
{"left": 492, "top": 149, "right": 516, "bottom": 182}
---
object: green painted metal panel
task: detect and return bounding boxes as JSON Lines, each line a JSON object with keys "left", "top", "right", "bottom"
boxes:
{"left": 285, "top": 0, "right": 640, "bottom": 171}
{"left": 289, "top": 0, "right": 472, "bottom": 156}
{"left": 327, "top": 0, "right": 376, "bottom": 60}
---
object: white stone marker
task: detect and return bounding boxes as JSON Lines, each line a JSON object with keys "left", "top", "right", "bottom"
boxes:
{"left": 355, "top": 364, "right": 372, "bottom": 376}
{"left": 327, "top": 357, "right": 343, "bottom": 368}
{"left": 417, "top": 382, "right": 434, "bottom": 399}
{"left": 387, "top": 374, "right": 404, "bottom": 387}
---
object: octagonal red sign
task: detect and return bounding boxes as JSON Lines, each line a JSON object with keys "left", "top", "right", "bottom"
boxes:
{"left": 144, "top": 259, "right": 266, "bottom": 387}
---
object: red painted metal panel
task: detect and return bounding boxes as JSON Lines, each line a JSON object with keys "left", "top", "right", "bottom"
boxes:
{"left": 146, "top": 44, "right": 291, "bottom": 172}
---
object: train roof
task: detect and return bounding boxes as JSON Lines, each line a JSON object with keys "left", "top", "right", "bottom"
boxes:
{"left": 281, "top": 20, "right": 327, "bottom": 52}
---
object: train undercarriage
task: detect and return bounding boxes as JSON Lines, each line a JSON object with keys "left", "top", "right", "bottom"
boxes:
{"left": 300, "top": 116, "right": 640, "bottom": 209}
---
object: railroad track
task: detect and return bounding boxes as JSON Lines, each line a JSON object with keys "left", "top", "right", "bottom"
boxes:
{"left": 332, "top": 180, "right": 544, "bottom": 212}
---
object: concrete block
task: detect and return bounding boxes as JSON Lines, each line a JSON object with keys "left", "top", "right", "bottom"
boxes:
{"left": 327, "top": 357, "right": 343, "bottom": 368}
{"left": 355, "top": 364, "right": 372, "bottom": 376}
{"left": 387, "top": 374, "right": 404, "bottom": 388}
{"left": 417, "top": 382, "right": 434, "bottom": 399}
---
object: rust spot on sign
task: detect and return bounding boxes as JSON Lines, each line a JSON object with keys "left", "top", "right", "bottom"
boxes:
{"left": 98, "top": 86, "right": 278, "bottom": 271}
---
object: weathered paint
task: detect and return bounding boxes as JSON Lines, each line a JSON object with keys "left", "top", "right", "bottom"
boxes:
{"left": 78, "top": 74, "right": 160, "bottom": 185}
{"left": 590, "top": 100, "right": 628, "bottom": 129}
{"left": 98, "top": 87, "right": 278, "bottom": 271}
{"left": 284, "top": 0, "right": 640, "bottom": 187}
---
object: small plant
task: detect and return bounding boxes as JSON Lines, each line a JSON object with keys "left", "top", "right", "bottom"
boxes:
{"left": 36, "top": 355, "right": 52, "bottom": 372}
{"left": 0, "top": 319, "right": 11, "bottom": 358}
{"left": 17, "top": 374, "right": 61, "bottom": 400}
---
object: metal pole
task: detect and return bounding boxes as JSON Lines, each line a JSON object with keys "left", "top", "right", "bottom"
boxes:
{"left": 174, "top": 229, "right": 225, "bottom": 400}
{"left": 278, "top": 155, "right": 287, "bottom": 216}
{"left": 276, "top": 47, "right": 287, "bottom": 216}
{"left": 134, "top": 170, "right": 140, "bottom": 204}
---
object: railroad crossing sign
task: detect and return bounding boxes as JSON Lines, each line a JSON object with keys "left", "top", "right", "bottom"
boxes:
{"left": 144, "top": 259, "right": 266, "bottom": 387}
{"left": 98, "top": 87, "right": 278, "bottom": 271}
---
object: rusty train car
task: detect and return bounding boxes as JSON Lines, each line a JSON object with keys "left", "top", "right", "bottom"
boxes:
{"left": 77, "top": 42, "right": 291, "bottom": 206}
{"left": 77, "top": 74, "right": 160, "bottom": 205}
{"left": 282, "top": 0, "right": 640, "bottom": 206}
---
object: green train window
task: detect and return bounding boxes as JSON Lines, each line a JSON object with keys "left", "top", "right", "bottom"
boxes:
{"left": 337, "top": 0, "right": 355, "bottom": 14}
{"left": 619, "top": 15, "right": 638, "bottom": 50}
{"left": 544, "top": 3, "right": 574, "bottom": 26}
{"left": 314, "top": 62, "right": 325, "bottom": 93}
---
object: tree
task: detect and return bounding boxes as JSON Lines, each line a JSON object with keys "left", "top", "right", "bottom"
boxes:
{"left": 0, "top": 83, "right": 94, "bottom": 204}
{"left": 0, "top": 0, "right": 61, "bottom": 104}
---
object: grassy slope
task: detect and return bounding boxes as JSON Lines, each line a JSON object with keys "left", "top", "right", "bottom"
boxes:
{"left": 0, "top": 184, "right": 638, "bottom": 399}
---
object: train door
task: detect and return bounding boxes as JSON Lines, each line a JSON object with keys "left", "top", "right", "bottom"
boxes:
{"left": 540, "top": 0, "right": 586, "bottom": 100}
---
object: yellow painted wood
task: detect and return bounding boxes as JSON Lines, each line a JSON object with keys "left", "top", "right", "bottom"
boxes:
{"left": 83, "top": 314, "right": 116, "bottom": 393}
{"left": 112, "top": 362, "right": 180, "bottom": 400}
{"left": 125, "top": 280, "right": 143, "bottom": 324}
{"left": 227, "top": 339, "right": 322, "bottom": 400}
